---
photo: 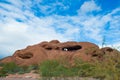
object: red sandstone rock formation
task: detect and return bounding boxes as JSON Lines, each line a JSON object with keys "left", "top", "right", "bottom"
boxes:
{"left": 0, "top": 40, "right": 119, "bottom": 66}
{"left": 0, "top": 56, "right": 13, "bottom": 63}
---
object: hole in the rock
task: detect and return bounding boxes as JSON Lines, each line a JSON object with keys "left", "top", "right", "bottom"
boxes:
{"left": 45, "top": 47, "right": 52, "bottom": 50}
{"left": 106, "top": 48, "right": 113, "bottom": 52}
{"left": 62, "top": 45, "right": 82, "bottom": 51}
{"left": 18, "top": 52, "right": 33, "bottom": 59}
{"left": 92, "top": 54, "right": 98, "bottom": 57}
{"left": 55, "top": 47, "right": 59, "bottom": 50}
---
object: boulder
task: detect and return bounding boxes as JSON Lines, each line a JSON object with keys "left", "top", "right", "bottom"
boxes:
{"left": 0, "top": 40, "right": 119, "bottom": 66}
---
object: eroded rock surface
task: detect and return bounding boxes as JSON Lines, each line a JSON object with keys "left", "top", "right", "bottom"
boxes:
{"left": 0, "top": 40, "right": 119, "bottom": 66}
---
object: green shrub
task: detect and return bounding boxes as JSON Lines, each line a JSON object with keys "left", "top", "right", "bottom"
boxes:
{"left": 39, "top": 60, "right": 66, "bottom": 77}
{"left": 39, "top": 59, "right": 94, "bottom": 77}
{"left": 1, "top": 62, "right": 21, "bottom": 74}
{"left": 0, "top": 62, "right": 39, "bottom": 77}
{"left": 0, "top": 62, "right": 20, "bottom": 77}
{"left": 39, "top": 52, "right": 120, "bottom": 80}
{"left": 0, "top": 73, "right": 8, "bottom": 77}
{"left": 92, "top": 53, "right": 120, "bottom": 80}
{"left": 20, "top": 65, "right": 38, "bottom": 74}
{"left": 0, "top": 63, "right": 4, "bottom": 67}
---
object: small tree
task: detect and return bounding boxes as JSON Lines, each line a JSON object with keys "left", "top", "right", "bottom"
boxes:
{"left": 102, "top": 36, "right": 106, "bottom": 48}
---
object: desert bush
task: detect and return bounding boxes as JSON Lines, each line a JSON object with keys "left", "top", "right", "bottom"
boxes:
{"left": 39, "top": 59, "right": 95, "bottom": 77}
{"left": 39, "top": 51, "right": 120, "bottom": 80}
{"left": 0, "top": 72, "right": 8, "bottom": 77}
{"left": 0, "top": 62, "right": 21, "bottom": 74}
{"left": 21, "top": 65, "right": 38, "bottom": 73}
{"left": 39, "top": 60, "right": 66, "bottom": 77}
{"left": 0, "top": 62, "right": 39, "bottom": 77}
{"left": 0, "top": 63, "right": 4, "bottom": 67}
{"left": 17, "top": 65, "right": 39, "bottom": 74}
{"left": 0, "top": 62, "right": 21, "bottom": 77}
{"left": 74, "top": 59, "right": 96, "bottom": 77}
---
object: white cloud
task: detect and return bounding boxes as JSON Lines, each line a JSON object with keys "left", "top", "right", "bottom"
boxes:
{"left": 78, "top": 0, "right": 101, "bottom": 15}
{"left": 34, "top": 0, "right": 70, "bottom": 15}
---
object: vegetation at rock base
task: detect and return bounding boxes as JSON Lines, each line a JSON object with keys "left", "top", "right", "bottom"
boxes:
{"left": 0, "top": 48, "right": 120, "bottom": 80}
{"left": 0, "top": 62, "right": 38, "bottom": 77}
{"left": 0, "top": 62, "right": 19, "bottom": 77}
{"left": 39, "top": 51, "right": 120, "bottom": 80}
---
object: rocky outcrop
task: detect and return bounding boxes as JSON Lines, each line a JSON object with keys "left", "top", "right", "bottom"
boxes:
{"left": 0, "top": 40, "right": 119, "bottom": 66}
{"left": 0, "top": 56, "right": 13, "bottom": 63}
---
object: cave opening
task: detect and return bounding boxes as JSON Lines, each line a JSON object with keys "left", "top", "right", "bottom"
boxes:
{"left": 106, "top": 48, "right": 113, "bottom": 52}
{"left": 62, "top": 45, "right": 82, "bottom": 51}
{"left": 45, "top": 47, "right": 52, "bottom": 50}
{"left": 18, "top": 52, "right": 33, "bottom": 59}
{"left": 92, "top": 54, "right": 98, "bottom": 57}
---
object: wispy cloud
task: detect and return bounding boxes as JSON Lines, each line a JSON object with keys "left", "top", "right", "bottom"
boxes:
{"left": 0, "top": 0, "right": 120, "bottom": 57}
{"left": 78, "top": 0, "right": 101, "bottom": 15}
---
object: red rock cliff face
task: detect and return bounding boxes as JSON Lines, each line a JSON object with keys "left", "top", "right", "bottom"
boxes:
{"left": 0, "top": 40, "right": 119, "bottom": 66}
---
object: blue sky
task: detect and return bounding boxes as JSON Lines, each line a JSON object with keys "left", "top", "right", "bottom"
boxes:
{"left": 0, "top": 0, "right": 120, "bottom": 58}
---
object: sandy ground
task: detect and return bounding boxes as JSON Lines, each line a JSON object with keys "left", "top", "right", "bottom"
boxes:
{"left": 0, "top": 71, "right": 99, "bottom": 80}
{"left": 0, "top": 78, "right": 38, "bottom": 80}
{"left": 6, "top": 72, "right": 39, "bottom": 79}
{"left": 0, "top": 77, "right": 100, "bottom": 80}
{"left": 0, "top": 71, "right": 40, "bottom": 80}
